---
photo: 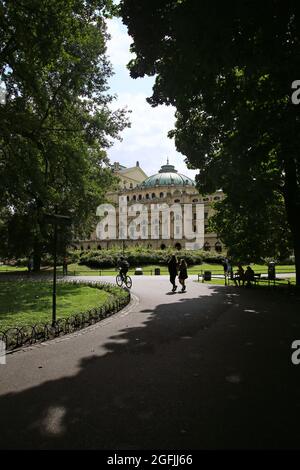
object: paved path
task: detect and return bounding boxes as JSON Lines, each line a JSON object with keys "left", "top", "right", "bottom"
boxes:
{"left": 1, "top": 276, "right": 300, "bottom": 449}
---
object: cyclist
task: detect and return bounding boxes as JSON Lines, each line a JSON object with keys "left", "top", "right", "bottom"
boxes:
{"left": 118, "top": 256, "right": 130, "bottom": 282}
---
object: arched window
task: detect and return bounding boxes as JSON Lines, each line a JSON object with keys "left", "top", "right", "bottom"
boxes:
{"left": 146, "top": 194, "right": 149, "bottom": 199}
{"left": 203, "top": 197, "right": 209, "bottom": 202}
{"left": 138, "top": 194, "right": 142, "bottom": 200}
{"left": 80, "top": 246, "right": 84, "bottom": 251}
{"left": 127, "top": 196, "right": 129, "bottom": 202}
{"left": 133, "top": 195, "right": 136, "bottom": 201}
{"left": 97, "top": 245, "right": 102, "bottom": 250}
{"left": 175, "top": 242, "right": 182, "bottom": 250}
{"left": 204, "top": 242, "right": 211, "bottom": 251}
{"left": 87, "top": 245, "right": 90, "bottom": 250}
{"left": 130, "top": 183, "right": 133, "bottom": 189}
{"left": 174, "top": 199, "right": 180, "bottom": 203}
{"left": 215, "top": 241, "right": 222, "bottom": 253}
{"left": 160, "top": 243, "right": 166, "bottom": 250}
{"left": 160, "top": 192, "right": 164, "bottom": 198}
{"left": 192, "top": 198, "right": 198, "bottom": 202}
{"left": 152, "top": 193, "right": 156, "bottom": 199}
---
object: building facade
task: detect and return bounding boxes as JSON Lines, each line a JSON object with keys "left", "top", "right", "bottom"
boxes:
{"left": 75, "top": 160, "right": 224, "bottom": 252}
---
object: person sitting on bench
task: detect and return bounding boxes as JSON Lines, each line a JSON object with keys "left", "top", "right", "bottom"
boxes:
{"left": 234, "top": 264, "right": 245, "bottom": 286}
{"left": 244, "top": 266, "right": 255, "bottom": 286}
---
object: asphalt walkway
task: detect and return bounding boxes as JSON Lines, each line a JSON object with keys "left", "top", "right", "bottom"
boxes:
{"left": 0, "top": 276, "right": 300, "bottom": 449}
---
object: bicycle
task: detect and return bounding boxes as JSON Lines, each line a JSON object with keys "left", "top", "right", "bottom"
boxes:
{"left": 116, "top": 269, "right": 132, "bottom": 289}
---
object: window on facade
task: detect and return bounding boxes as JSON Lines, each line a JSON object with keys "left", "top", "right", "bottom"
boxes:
{"left": 127, "top": 196, "right": 129, "bottom": 201}
{"left": 87, "top": 245, "right": 90, "bottom": 250}
{"left": 174, "top": 199, "right": 180, "bottom": 203}
{"left": 204, "top": 242, "right": 211, "bottom": 251}
{"left": 204, "top": 212, "right": 208, "bottom": 219}
{"left": 138, "top": 194, "right": 142, "bottom": 200}
{"left": 152, "top": 193, "right": 156, "bottom": 199}
{"left": 203, "top": 197, "right": 209, "bottom": 202}
{"left": 133, "top": 195, "right": 136, "bottom": 201}
{"left": 130, "top": 183, "right": 133, "bottom": 189}
{"left": 192, "top": 198, "right": 198, "bottom": 202}
{"left": 160, "top": 192, "right": 164, "bottom": 198}
{"left": 160, "top": 244, "right": 166, "bottom": 250}
{"left": 214, "top": 196, "right": 220, "bottom": 201}
{"left": 97, "top": 245, "right": 101, "bottom": 250}
{"left": 146, "top": 194, "right": 149, "bottom": 199}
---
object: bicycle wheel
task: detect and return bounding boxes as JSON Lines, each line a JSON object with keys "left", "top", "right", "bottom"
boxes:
{"left": 125, "top": 275, "right": 132, "bottom": 289}
{"left": 116, "top": 274, "right": 123, "bottom": 287}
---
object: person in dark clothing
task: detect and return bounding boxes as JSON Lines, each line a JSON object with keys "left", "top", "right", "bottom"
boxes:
{"left": 244, "top": 266, "right": 255, "bottom": 286}
{"left": 118, "top": 256, "right": 130, "bottom": 281}
{"left": 178, "top": 259, "right": 188, "bottom": 292}
{"left": 27, "top": 255, "right": 34, "bottom": 273}
{"left": 234, "top": 264, "right": 245, "bottom": 286}
{"left": 168, "top": 255, "right": 178, "bottom": 292}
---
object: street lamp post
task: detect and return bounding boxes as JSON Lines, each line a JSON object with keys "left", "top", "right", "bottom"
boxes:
{"left": 45, "top": 212, "right": 72, "bottom": 326}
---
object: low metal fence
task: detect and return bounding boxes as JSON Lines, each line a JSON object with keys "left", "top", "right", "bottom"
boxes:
{"left": 0, "top": 281, "right": 130, "bottom": 351}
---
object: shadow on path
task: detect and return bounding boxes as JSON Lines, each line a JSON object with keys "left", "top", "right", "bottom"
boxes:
{"left": 1, "top": 285, "right": 300, "bottom": 449}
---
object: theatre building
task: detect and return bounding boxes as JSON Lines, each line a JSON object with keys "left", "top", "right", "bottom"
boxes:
{"left": 75, "top": 160, "right": 224, "bottom": 252}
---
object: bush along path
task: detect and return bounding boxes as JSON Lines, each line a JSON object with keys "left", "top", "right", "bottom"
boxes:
{"left": 0, "top": 281, "right": 131, "bottom": 351}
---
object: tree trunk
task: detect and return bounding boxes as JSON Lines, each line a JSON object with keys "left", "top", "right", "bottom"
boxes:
{"left": 283, "top": 155, "right": 300, "bottom": 286}
{"left": 292, "top": 231, "right": 300, "bottom": 287}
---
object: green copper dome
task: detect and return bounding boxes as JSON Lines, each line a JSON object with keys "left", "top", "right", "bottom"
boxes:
{"left": 140, "top": 161, "right": 195, "bottom": 188}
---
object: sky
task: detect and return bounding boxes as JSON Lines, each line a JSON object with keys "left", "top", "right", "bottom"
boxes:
{"left": 106, "top": 18, "right": 198, "bottom": 180}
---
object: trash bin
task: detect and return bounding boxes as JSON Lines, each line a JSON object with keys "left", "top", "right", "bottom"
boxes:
{"left": 268, "top": 262, "right": 276, "bottom": 280}
{"left": 203, "top": 271, "right": 211, "bottom": 281}
{"left": 135, "top": 267, "right": 143, "bottom": 275}
{"left": 154, "top": 268, "right": 160, "bottom": 275}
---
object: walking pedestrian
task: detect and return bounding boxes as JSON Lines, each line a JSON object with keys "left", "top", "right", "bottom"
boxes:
{"left": 178, "top": 259, "right": 188, "bottom": 292}
{"left": 168, "top": 254, "right": 178, "bottom": 292}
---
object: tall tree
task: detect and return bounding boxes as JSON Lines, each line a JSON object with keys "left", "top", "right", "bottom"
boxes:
{"left": 0, "top": 0, "right": 128, "bottom": 269}
{"left": 121, "top": 0, "right": 300, "bottom": 283}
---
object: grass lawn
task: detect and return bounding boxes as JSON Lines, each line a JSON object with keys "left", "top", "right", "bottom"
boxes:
{"left": 0, "top": 265, "right": 27, "bottom": 272}
{"left": 0, "top": 262, "right": 295, "bottom": 277}
{"left": 0, "top": 281, "right": 112, "bottom": 330}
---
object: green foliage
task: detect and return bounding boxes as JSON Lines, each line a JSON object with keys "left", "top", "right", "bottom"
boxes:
{"left": 0, "top": 1, "right": 128, "bottom": 267}
{"left": 209, "top": 195, "right": 292, "bottom": 264}
{"left": 120, "top": 0, "right": 300, "bottom": 283}
{"left": 76, "top": 247, "right": 224, "bottom": 268}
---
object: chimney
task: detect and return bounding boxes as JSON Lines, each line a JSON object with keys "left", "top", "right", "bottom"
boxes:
{"left": 136, "top": 161, "right": 139, "bottom": 167}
